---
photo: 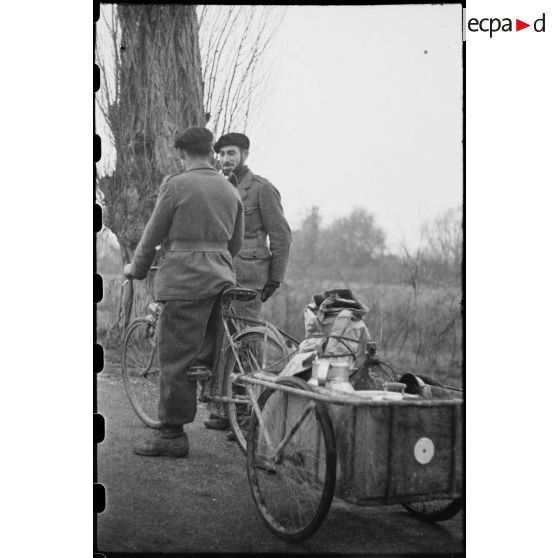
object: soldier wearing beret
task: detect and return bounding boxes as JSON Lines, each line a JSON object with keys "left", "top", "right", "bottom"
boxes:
{"left": 214, "top": 132, "right": 292, "bottom": 317}
{"left": 123, "top": 126, "right": 244, "bottom": 457}
{"left": 204, "top": 132, "right": 292, "bottom": 432}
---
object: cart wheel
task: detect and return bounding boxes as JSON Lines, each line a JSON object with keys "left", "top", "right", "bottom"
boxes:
{"left": 122, "top": 317, "right": 161, "bottom": 428}
{"left": 224, "top": 331, "right": 288, "bottom": 454}
{"left": 246, "top": 376, "right": 336, "bottom": 541}
{"left": 369, "top": 362, "right": 397, "bottom": 383}
{"left": 403, "top": 498, "right": 462, "bottom": 522}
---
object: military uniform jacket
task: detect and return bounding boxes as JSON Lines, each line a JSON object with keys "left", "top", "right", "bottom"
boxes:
{"left": 130, "top": 163, "right": 244, "bottom": 301}
{"left": 234, "top": 168, "right": 292, "bottom": 289}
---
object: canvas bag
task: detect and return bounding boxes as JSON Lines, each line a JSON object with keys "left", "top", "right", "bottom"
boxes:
{"left": 280, "top": 288, "right": 371, "bottom": 379}
{"left": 257, "top": 290, "right": 371, "bottom": 483}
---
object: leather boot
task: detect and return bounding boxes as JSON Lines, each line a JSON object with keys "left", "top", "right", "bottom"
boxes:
{"left": 203, "top": 413, "right": 230, "bottom": 430}
{"left": 133, "top": 425, "right": 189, "bottom": 457}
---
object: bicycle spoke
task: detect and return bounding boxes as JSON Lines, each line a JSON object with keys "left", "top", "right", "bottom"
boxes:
{"left": 225, "top": 331, "right": 291, "bottom": 455}
{"left": 274, "top": 402, "right": 315, "bottom": 457}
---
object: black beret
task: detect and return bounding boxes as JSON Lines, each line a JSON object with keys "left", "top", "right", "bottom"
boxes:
{"left": 174, "top": 127, "right": 214, "bottom": 151}
{"left": 214, "top": 132, "right": 250, "bottom": 153}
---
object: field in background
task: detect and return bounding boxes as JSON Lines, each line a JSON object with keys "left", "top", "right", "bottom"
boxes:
{"left": 97, "top": 202, "right": 463, "bottom": 387}
{"left": 97, "top": 268, "right": 462, "bottom": 389}
{"left": 265, "top": 280, "right": 462, "bottom": 388}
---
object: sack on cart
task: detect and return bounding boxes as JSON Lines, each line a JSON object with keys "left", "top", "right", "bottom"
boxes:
{"left": 256, "top": 289, "right": 371, "bottom": 464}
{"left": 279, "top": 288, "right": 371, "bottom": 380}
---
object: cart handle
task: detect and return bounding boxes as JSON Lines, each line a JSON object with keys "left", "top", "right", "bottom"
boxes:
{"left": 239, "top": 373, "right": 462, "bottom": 407}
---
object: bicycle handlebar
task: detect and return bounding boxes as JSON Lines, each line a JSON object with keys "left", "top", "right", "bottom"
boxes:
{"left": 122, "top": 266, "right": 159, "bottom": 286}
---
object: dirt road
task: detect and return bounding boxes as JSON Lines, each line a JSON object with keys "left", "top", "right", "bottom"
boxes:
{"left": 95, "top": 357, "right": 463, "bottom": 554}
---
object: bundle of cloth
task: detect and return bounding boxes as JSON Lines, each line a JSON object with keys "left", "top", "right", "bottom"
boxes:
{"left": 279, "top": 288, "right": 461, "bottom": 400}
{"left": 279, "top": 289, "right": 371, "bottom": 380}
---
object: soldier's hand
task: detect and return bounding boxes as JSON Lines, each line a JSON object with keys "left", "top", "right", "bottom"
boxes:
{"left": 123, "top": 263, "right": 134, "bottom": 280}
{"left": 261, "top": 280, "right": 280, "bottom": 302}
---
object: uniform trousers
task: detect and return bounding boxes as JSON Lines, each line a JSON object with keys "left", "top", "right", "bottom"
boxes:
{"left": 157, "top": 297, "right": 220, "bottom": 426}
{"left": 231, "top": 289, "right": 263, "bottom": 321}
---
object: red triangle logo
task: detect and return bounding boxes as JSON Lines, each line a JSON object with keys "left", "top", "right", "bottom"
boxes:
{"left": 516, "top": 19, "right": 530, "bottom": 31}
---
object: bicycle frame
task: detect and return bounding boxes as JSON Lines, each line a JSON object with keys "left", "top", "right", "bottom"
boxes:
{"left": 198, "top": 296, "right": 296, "bottom": 413}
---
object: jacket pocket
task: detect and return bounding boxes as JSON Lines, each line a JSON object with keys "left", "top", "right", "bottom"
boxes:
{"left": 234, "top": 247, "right": 271, "bottom": 288}
{"left": 238, "top": 246, "right": 271, "bottom": 260}
{"left": 244, "top": 205, "right": 258, "bottom": 215}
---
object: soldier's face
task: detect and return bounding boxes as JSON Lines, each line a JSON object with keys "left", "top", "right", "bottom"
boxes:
{"left": 218, "top": 146, "right": 248, "bottom": 176}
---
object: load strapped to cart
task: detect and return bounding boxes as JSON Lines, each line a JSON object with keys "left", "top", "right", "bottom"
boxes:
{"left": 246, "top": 288, "right": 462, "bottom": 540}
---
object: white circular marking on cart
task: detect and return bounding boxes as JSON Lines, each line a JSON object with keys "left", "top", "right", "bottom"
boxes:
{"left": 414, "top": 437, "right": 435, "bottom": 464}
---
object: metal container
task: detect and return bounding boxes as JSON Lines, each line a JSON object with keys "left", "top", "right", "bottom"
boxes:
{"left": 309, "top": 359, "right": 354, "bottom": 393}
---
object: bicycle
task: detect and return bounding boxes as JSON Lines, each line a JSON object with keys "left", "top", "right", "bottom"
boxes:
{"left": 121, "top": 280, "right": 299, "bottom": 454}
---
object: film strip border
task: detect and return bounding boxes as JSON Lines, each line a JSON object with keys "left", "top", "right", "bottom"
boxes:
{"left": 94, "top": 2, "right": 106, "bottom": 556}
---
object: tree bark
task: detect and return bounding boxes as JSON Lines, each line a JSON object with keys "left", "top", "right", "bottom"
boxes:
{"left": 98, "top": 5, "right": 205, "bottom": 342}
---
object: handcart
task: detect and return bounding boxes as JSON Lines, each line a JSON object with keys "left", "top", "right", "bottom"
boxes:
{"left": 239, "top": 369, "right": 462, "bottom": 541}
{"left": 122, "top": 284, "right": 462, "bottom": 542}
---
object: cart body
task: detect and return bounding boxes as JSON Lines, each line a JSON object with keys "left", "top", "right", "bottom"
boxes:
{"left": 329, "top": 398, "right": 462, "bottom": 505}
{"left": 250, "top": 372, "right": 462, "bottom": 506}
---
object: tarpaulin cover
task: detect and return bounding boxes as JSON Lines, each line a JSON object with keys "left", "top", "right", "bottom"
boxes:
{"left": 280, "top": 289, "right": 371, "bottom": 378}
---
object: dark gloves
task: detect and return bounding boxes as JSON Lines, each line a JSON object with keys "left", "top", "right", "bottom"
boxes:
{"left": 261, "top": 280, "right": 280, "bottom": 302}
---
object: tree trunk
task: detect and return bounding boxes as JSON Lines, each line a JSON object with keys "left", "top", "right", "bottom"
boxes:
{"left": 98, "top": 5, "right": 205, "bottom": 343}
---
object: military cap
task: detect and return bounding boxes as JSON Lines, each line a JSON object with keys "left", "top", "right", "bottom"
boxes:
{"left": 174, "top": 127, "right": 214, "bottom": 152}
{"left": 214, "top": 132, "right": 250, "bottom": 153}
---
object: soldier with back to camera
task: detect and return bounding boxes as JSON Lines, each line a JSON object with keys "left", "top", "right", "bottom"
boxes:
{"left": 123, "top": 127, "right": 244, "bottom": 457}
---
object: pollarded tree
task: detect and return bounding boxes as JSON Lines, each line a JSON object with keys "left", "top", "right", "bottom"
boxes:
{"left": 96, "top": 5, "right": 205, "bottom": 335}
{"left": 96, "top": 5, "right": 284, "bottom": 340}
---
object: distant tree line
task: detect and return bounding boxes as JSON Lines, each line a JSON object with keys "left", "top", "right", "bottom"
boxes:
{"left": 288, "top": 206, "right": 462, "bottom": 290}
{"left": 98, "top": 205, "right": 464, "bottom": 383}
{"left": 98, "top": 205, "right": 463, "bottom": 291}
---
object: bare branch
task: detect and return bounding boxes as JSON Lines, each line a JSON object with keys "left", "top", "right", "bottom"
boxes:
{"left": 198, "top": 5, "right": 285, "bottom": 136}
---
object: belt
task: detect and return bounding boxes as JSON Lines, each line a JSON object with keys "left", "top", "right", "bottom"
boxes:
{"left": 242, "top": 237, "right": 268, "bottom": 249}
{"left": 170, "top": 240, "right": 228, "bottom": 252}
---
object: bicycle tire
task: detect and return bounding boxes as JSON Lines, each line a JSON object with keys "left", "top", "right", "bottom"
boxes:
{"left": 224, "top": 330, "right": 288, "bottom": 454}
{"left": 122, "top": 317, "right": 161, "bottom": 428}
{"left": 402, "top": 498, "right": 462, "bottom": 522}
{"left": 246, "top": 376, "right": 337, "bottom": 542}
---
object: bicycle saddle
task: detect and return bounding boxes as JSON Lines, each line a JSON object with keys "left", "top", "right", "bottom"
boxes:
{"left": 222, "top": 286, "right": 258, "bottom": 302}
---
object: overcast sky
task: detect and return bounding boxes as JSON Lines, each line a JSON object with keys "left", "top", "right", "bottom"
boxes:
{"left": 247, "top": 4, "right": 463, "bottom": 251}
{"left": 98, "top": 4, "right": 463, "bottom": 252}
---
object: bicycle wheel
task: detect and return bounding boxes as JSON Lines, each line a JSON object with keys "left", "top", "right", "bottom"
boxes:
{"left": 122, "top": 317, "right": 161, "bottom": 428}
{"left": 224, "top": 330, "right": 288, "bottom": 454}
{"left": 403, "top": 498, "right": 462, "bottom": 522}
{"left": 246, "top": 376, "right": 336, "bottom": 542}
